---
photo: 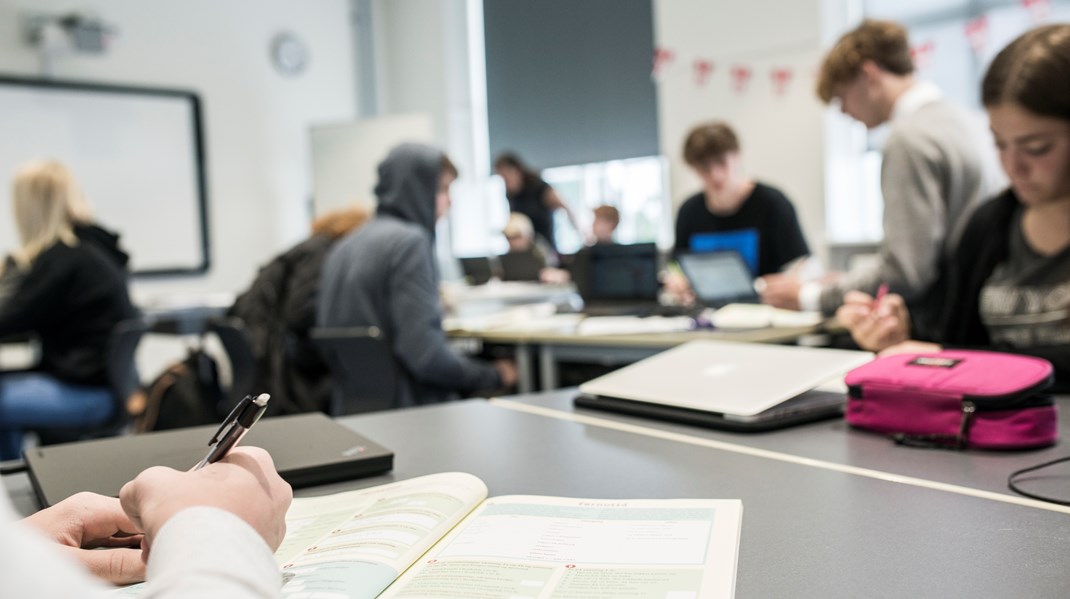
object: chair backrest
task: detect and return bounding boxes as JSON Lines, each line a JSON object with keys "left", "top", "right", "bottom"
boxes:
{"left": 310, "top": 326, "right": 399, "bottom": 415}
{"left": 206, "top": 316, "right": 256, "bottom": 406}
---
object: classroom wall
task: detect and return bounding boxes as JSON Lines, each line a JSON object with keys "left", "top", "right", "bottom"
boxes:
{"left": 653, "top": 0, "right": 846, "bottom": 262}
{"left": 0, "top": 0, "right": 358, "bottom": 298}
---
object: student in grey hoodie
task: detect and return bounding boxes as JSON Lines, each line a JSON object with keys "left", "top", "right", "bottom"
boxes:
{"left": 318, "top": 143, "right": 517, "bottom": 406}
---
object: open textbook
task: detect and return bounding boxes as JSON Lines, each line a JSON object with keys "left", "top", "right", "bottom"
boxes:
{"left": 120, "top": 472, "right": 743, "bottom": 598}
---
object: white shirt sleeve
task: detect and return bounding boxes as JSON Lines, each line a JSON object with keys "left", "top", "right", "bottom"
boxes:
{"left": 140, "top": 506, "right": 282, "bottom": 598}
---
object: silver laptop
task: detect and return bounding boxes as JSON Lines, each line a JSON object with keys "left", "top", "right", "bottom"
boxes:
{"left": 576, "top": 340, "right": 872, "bottom": 431}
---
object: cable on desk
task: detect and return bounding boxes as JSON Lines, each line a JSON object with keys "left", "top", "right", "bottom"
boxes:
{"left": 1008, "top": 455, "right": 1070, "bottom": 506}
{"left": 0, "top": 458, "right": 27, "bottom": 475}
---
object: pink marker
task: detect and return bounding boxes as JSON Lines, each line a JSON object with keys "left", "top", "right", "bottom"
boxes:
{"left": 874, "top": 283, "right": 889, "bottom": 311}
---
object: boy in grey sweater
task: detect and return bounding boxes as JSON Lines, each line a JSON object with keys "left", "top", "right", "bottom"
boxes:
{"left": 760, "top": 19, "right": 988, "bottom": 340}
{"left": 318, "top": 143, "right": 516, "bottom": 407}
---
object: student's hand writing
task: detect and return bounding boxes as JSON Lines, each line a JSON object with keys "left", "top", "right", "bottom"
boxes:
{"left": 22, "top": 491, "right": 146, "bottom": 585}
{"left": 758, "top": 273, "right": 802, "bottom": 310}
{"left": 836, "top": 290, "right": 911, "bottom": 351}
{"left": 119, "top": 446, "right": 292, "bottom": 561}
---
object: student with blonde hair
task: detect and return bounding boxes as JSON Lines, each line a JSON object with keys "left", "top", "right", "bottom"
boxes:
{"left": 0, "top": 161, "right": 136, "bottom": 460}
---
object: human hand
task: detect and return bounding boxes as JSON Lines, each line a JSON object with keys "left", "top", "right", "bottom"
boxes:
{"left": 836, "top": 290, "right": 911, "bottom": 351}
{"left": 539, "top": 267, "right": 571, "bottom": 285}
{"left": 23, "top": 492, "right": 145, "bottom": 585}
{"left": 119, "top": 446, "right": 292, "bottom": 561}
{"left": 758, "top": 273, "right": 802, "bottom": 310}
{"left": 495, "top": 359, "right": 519, "bottom": 388}
{"left": 660, "top": 271, "right": 696, "bottom": 306}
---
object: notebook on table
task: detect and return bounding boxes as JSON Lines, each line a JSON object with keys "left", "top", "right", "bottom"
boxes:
{"left": 24, "top": 412, "right": 394, "bottom": 507}
{"left": 576, "top": 340, "right": 872, "bottom": 432}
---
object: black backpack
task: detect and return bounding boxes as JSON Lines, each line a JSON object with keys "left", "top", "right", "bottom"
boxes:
{"left": 133, "top": 348, "right": 226, "bottom": 432}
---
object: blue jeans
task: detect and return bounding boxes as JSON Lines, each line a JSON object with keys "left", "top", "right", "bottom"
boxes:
{"left": 0, "top": 373, "right": 115, "bottom": 460}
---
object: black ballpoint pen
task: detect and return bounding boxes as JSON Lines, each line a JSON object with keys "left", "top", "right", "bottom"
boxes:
{"left": 192, "top": 393, "right": 270, "bottom": 471}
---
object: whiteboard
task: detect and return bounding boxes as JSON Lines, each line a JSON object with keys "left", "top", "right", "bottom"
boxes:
{"left": 311, "top": 113, "right": 434, "bottom": 214}
{"left": 0, "top": 77, "right": 208, "bottom": 276}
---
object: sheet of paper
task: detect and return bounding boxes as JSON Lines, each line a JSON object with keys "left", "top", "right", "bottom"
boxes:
{"left": 380, "top": 496, "right": 742, "bottom": 599}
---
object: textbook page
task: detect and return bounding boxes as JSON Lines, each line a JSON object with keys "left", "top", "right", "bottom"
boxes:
{"left": 277, "top": 472, "right": 488, "bottom": 598}
{"left": 379, "top": 495, "right": 743, "bottom": 599}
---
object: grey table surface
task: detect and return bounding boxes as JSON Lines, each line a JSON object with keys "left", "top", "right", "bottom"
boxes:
{"left": 497, "top": 389, "right": 1070, "bottom": 498}
{"left": 6, "top": 398, "right": 1070, "bottom": 597}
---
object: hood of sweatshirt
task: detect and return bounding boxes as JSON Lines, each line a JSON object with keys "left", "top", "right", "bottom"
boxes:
{"left": 74, "top": 223, "right": 130, "bottom": 270}
{"left": 374, "top": 143, "right": 443, "bottom": 236}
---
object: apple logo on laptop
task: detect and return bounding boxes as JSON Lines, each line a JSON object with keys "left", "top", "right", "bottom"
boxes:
{"left": 702, "top": 363, "right": 737, "bottom": 378}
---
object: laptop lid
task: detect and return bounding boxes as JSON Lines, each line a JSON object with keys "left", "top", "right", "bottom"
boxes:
{"left": 24, "top": 412, "right": 393, "bottom": 508}
{"left": 460, "top": 257, "right": 494, "bottom": 285}
{"left": 578, "top": 340, "right": 872, "bottom": 417}
{"left": 678, "top": 251, "right": 760, "bottom": 308}
{"left": 573, "top": 243, "right": 659, "bottom": 306}
{"left": 498, "top": 251, "right": 543, "bottom": 281}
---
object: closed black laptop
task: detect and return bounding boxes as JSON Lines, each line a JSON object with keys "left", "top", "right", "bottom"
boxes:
{"left": 24, "top": 412, "right": 393, "bottom": 508}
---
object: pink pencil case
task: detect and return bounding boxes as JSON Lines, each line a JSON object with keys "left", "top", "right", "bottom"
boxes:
{"left": 844, "top": 350, "right": 1057, "bottom": 450}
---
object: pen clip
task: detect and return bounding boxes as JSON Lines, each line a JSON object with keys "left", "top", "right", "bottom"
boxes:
{"left": 209, "top": 394, "right": 253, "bottom": 446}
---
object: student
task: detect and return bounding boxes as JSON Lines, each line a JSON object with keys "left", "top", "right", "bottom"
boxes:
{"left": 3, "top": 446, "right": 292, "bottom": 597}
{"left": 672, "top": 121, "right": 809, "bottom": 276}
{"left": 502, "top": 212, "right": 570, "bottom": 284}
{"left": 762, "top": 19, "right": 987, "bottom": 339}
{"left": 318, "top": 144, "right": 517, "bottom": 405}
{"left": 230, "top": 204, "right": 371, "bottom": 415}
{"left": 838, "top": 24, "right": 1070, "bottom": 390}
{"left": 0, "top": 161, "right": 137, "bottom": 460}
{"left": 591, "top": 204, "right": 620, "bottom": 245}
{"left": 494, "top": 152, "right": 582, "bottom": 251}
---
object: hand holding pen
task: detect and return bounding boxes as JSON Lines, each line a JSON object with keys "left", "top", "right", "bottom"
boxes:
{"left": 193, "top": 393, "right": 270, "bottom": 471}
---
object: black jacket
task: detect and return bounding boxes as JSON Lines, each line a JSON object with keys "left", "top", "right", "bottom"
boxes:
{"left": 937, "top": 190, "right": 1070, "bottom": 391}
{"left": 0, "top": 232, "right": 136, "bottom": 386}
{"left": 229, "top": 233, "right": 336, "bottom": 414}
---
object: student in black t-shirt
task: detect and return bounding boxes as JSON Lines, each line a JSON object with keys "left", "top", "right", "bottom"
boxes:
{"left": 665, "top": 122, "right": 810, "bottom": 302}
{"left": 673, "top": 122, "right": 809, "bottom": 273}
{"left": 494, "top": 152, "right": 583, "bottom": 251}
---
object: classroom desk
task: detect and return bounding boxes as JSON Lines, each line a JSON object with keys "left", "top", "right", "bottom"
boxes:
{"left": 492, "top": 389, "right": 1070, "bottom": 499}
{"left": 6, "top": 399, "right": 1067, "bottom": 596}
{"left": 449, "top": 325, "right": 820, "bottom": 393}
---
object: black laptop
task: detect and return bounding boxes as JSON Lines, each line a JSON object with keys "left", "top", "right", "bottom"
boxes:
{"left": 460, "top": 256, "right": 495, "bottom": 285}
{"left": 498, "top": 250, "right": 544, "bottom": 281}
{"left": 570, "top": 243, "right": 664, "bottom": 316}
{"left": 24, "top": 412, "right": 394, "bottom": 507}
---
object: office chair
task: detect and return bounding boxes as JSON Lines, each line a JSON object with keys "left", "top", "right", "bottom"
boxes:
{"left": 205, "top": 316, "right": 256, "bottom": 407}
{"left": 310, "top": 326, "right": 399, "bottom": 415}
{"left": 34, "top": 316, "right": 151, "bottom": 446}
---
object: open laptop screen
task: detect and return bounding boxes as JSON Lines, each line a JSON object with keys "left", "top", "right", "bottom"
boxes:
{"left": 678, "top": 251, "right": 758, "bottom": 307}
{"left": 587, "top": 243, "right": 659, "bottom": 301}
